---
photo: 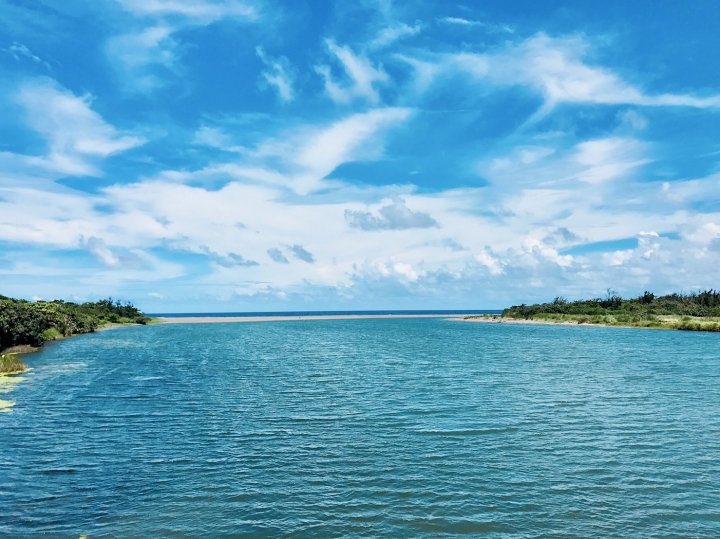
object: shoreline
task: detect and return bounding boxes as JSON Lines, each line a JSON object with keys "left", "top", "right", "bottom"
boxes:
{"left": 459, "top": 316, "right": 616, "bottom": 328}
{"left": 159, "top": 314, "right": 476, "bottom": 324}
{"left": 460, "top": 315, "right": 720, "bottom": 332}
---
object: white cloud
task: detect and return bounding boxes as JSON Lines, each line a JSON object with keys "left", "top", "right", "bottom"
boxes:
{"left": 293, "top": 108, "right": 411, "bottom": 182}
{"left": 256, "top": 46, "right": 295, "bottom": 102}
{"left": 6, "top": 21, "right": 720, "bottom": 308}
{"left": 345, "top": 196, "right": 439, "bottom": 230}
{"left": 186, "top": 107, "right": 411, "bottom": 194}
{"left": 193, "top": 126, "right": 240, "bottom": 151}
{"left": 116, "top": 0, "right": 256, "bottom": 22}
{"left": 404, "top": 34, "right": 720, "bottom": 109}
{"left": 3, "top": 164, "right": 720, "bottom": 307}
{"left": 438, "top": 16, "right": 477, "bottom": 26}
{"left": 475, "top": 249, "right": 503, "bottom": 275}
{"left": 106, "top": 25, "right": 178, "bottom": 92}
{"left": 316, "top": 39, "right": 389, "bottom": 104}
{"left": 369, "top": 23, "right": 421, "bottom": 49}
{"left": 84, "top": 236, "right": 147, "bottom": 268}
{"left": 3, "top": 42, "right": 51, "bottom": 69}
{"left": 437, "top": 17, "right": 514, "bottom": 33}
{"left": 109, "top": 0, "right": 257, "bottom": 92}
{"left": 482, "top": 136, "right": 649, "bottom": 193}
{"left": 9, "top": 79, "right": 143, "bottom": 176}
{"left": 574, "top": 137, "right": 650, "bottom": 184}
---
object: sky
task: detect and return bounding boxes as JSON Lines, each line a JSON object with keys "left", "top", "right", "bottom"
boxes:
{"left": 1, "top": 0, "right": 720, "bottom": 312}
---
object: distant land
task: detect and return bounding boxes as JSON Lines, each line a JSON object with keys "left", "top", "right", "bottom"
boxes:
{"left": 466, "top": 290, "right": 720, "bottom": 332}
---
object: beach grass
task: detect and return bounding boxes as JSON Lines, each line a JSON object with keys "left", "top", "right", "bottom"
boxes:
{"left": 0, "top": 353, "right": 27, "bottom": 374}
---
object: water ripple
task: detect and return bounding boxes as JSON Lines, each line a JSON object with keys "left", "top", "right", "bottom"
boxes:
{"left": 2, "top": 320, "right": 720, "bottom": 537}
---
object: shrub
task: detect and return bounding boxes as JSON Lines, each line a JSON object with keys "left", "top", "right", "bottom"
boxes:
{"left": 0, "top": 353, "right": 26, "bottom": 374}
{"left": 0, "top": 295, "right": 148, "bottom": 351}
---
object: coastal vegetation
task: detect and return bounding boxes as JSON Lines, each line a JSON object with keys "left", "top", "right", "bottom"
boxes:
{"left": 0, "top": 353, "right": 26, "bottom": 374}
{"left": 0, "top": 295, "right": 150, "bottom": 364}
{"left": 474, "top": 290, "right": 720, "bottom": 332}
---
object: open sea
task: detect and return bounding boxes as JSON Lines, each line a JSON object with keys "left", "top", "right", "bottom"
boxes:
{"left": 2, "top": 317, "right": 720, "bottom": 537}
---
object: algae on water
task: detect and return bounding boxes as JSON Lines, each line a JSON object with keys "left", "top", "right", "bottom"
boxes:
{"left": 0, "top": 398, "right": 15, "bottom": 412}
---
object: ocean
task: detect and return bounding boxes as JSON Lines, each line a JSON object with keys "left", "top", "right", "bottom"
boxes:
{"left": 2, "top": 317, "right": 720, "bottom": 537}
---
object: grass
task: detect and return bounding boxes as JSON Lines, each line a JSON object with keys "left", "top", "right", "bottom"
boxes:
{"left": 0, "top": 353, "right": 27, "bottom": 374}
{"left": 42, "top": 327, "right": 64, "bottom": 340}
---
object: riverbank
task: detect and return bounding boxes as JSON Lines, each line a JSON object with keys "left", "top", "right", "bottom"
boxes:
{"left": 462, "top": 314, "right": 720, "bottom": 332}
{"left": 0, "top": 320, "right": 156, "bottom": 376}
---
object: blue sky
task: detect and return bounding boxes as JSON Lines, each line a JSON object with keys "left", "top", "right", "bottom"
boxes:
{"left": 1, "top": 0, "right": 720, "bottom": 311}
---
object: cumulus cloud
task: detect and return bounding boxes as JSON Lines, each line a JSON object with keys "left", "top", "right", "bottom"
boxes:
{"left": 542, "top": 227, "right": 583, "bottom": 246}
{"left": 345, "top": 197, "right": 439, "bottom": 231}
{"left": 315, "top": 39, "right": 389, "bottom": 104}
{"left": 256, "top": 46, "right": 295, "bottom": 102}
{"left": 4, "top": 169, "right": 720, "bottom": 307}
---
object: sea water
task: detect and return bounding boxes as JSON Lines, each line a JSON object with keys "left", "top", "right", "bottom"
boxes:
{"left": 2, "top": 318, "right": 720, "bottom": 537}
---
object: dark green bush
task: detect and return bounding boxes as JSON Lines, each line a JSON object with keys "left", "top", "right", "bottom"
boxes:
{"left": 0, "top": 301, "right": 47, "bottom": 350}
{"left": 0, "top": 296, "right": 148, "bottom": 351}
{"left": 504, "top": 290, "right": 720, "bottom": 320}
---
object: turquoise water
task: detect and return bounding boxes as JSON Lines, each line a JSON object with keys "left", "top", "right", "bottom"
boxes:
{"left": 2, "top": 319, "right": 720, "bottom": 537}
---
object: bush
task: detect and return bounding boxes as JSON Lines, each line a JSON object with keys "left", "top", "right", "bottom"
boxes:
{"left": 0, "top": 353, "right": 26, "bottom": 374}
{"left": 0, "top": 296, "right": 148, "bottom": 352}
{"left": 0, "top": 301, "right": 47, "bottom": 350}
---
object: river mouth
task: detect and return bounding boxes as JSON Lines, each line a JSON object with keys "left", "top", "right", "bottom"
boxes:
{"left": 2, "top": 319, "right": 720, "bottom": 537}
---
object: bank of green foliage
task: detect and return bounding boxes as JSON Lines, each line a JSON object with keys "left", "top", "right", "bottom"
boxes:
{"left": 503, "top": 290, "right": 720, "bottom": 327}
{"left": 0, "top": 295, "right": 150, "bottom": 351}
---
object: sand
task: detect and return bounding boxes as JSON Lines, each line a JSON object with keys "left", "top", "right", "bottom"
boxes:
{"left": 158, "top": 314, "right": 477, "bottom": 324}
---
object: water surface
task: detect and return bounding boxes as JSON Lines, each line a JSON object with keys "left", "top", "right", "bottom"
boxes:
{"left": 2, "top": 319, "right": 720, "bottom": 537}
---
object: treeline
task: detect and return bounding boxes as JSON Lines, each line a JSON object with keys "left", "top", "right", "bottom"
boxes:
{"left": 0, "top": 295, "right": 149, "bottom": 352}
{"left": 504, "top": 290, "right": 720, "bottom": 319}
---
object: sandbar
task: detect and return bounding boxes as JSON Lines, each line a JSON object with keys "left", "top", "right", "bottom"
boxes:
{"left": 458, "top": 316, "right": 581, "bottom": 326}
{"left": 159, "top": 314, "right": 477, "bottom": 324}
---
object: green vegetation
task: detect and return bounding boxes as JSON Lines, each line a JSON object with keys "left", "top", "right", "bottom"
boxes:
{"left": 491, "top": 290, "right": 720, "bottom": 332}
{"left": 0, "top": 295, "right": 150, "bottom": 353}
{"left": 0, "top": 353, "right": 26, "bottom": 374}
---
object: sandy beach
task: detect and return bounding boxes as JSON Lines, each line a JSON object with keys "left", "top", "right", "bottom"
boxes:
{"left": 458, "top": 316, "right": 582, "bottom": 326}
{"left": 159, "top": 314, "right": 478, "bottom": 324}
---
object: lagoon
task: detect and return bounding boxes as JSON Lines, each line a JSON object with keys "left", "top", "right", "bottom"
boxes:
{"left": 2, "top": 318, "right": 720, "bottom": 537}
